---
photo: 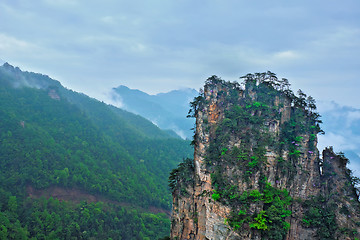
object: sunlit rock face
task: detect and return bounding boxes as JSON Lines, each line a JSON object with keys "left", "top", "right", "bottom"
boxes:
{"left": 170, "top": 74, "right": 360, "bottom": 240}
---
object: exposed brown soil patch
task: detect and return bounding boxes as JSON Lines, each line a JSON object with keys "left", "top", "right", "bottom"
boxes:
{"left": 26, "top": 185, "right": 170, "bottom": 217}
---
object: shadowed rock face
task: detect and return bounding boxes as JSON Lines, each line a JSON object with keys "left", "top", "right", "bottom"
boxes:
{"left": 170, "top": 75, "right": 360, "bottom": 240}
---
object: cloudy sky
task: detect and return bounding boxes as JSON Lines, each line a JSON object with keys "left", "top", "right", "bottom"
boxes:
{"left": 0, "top": 0, "right": 359, "bottom": 108}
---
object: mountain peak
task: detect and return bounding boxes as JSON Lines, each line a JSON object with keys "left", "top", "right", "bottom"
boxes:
{"left": 0, "top": 62, "right": 61, "bottom": 89}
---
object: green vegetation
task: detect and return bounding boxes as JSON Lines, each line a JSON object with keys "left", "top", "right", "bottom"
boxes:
{"left": 169, "top": 158, "right": 195, "bottom": 196}
{"left": 212, "top": 192, "right": 221, "bottom": 201}
{"left": 0, "top": 84, "right": 191, "bottom": 207}
{"left": 0, "top": 64, "right": 192, "bottom": 239}
{"left": 302, "top": 196, "right": 338, "bottom": 239}
{"left": 217, "top": 180, "right": 292, "bottom": 240}
{"left": 0, "top": 195, "right": 170, "bottom": 239}
{"left": 303, "top": 149, "right": 360, "bottom": 240}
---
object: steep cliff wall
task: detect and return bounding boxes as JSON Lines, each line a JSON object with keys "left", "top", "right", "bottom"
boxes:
{"left": 170, "top": 74, "right": 360, "bottom": 240}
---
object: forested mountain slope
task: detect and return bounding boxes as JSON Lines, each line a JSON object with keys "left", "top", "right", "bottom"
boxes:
{"left": 0, "top": 63, "right": 192, "bottom": 239}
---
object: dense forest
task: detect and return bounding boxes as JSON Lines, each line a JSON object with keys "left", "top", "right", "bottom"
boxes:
{"left": 0, "top": 63, "right": 192, "bottom": 239}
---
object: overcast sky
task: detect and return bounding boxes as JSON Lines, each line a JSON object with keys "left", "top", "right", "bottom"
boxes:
{"left": 0, "top": 0, "right": 359, "bottom": 108}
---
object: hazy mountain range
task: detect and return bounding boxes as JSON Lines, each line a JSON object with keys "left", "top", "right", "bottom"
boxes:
{"left": 110, "top": 85, "right": 198, "bottom": 139}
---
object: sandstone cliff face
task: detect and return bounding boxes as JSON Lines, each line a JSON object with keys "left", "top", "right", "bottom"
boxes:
{"left": 170, "top": 75, "right": 360, "bottom": 240}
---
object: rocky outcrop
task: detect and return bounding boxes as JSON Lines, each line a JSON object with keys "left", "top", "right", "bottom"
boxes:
{"left": 170, "top": 75, "right": 360, "bottom": 240}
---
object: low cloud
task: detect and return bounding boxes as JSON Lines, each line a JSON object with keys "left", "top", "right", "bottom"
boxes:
{"left": 42, "top": 0, "right": 79, "bottom": 7}
{"left": 0, "top": 34, "right": 39, "bottom": 53}
{"left": 318, "top": 132, "right": 358, "bottom": 152}
{"left": 105, "top": 91, "right": 125, "bottom": 109}
{"left": 346, "top": 111, "right": 360, "bottom": 127}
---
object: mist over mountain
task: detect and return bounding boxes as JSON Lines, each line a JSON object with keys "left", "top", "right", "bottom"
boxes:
{"left": 110, "top": 85, "right": 198, "bottom": 139}
{"left": 1, "top": 62, "right": 62, "bottom": 89}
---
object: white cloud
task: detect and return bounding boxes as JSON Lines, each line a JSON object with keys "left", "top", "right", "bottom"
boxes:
{"left": 42, "top": 0, "right": 79, "bottom": 7}
{"left": 273, "top": 50, "right": 301, "bottom": 61}
{"left": 100, "top": 16, "right": 116, "bottom": 24}
{"left": 348, "top": 161, "right": 360, "bottom": 178}
{"left": 0, "top": 34, "right": 37, "bottom": 52}
{"left": 346, "top": 111, "right": 360, "bottom": 126}
{"left": 318, "top": 132, "right": 359, "bottom": 152}
{"left": 312, "top": 27, "right": 360, "bottom": 49}
{"left": 105, "top": 91, "right": 124, "bottom": 109}
{"left": 172, "top": 128, "right": 186, "bottom": 140}
{"left": 317, "top": 101, "right": 339, "bottom": 113}
{"left": 254, "top": 50, "right": 304, "bottom": 68}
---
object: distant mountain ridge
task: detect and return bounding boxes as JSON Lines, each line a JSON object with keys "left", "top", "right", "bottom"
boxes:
{"left": 111, "top": 85, "right": 198, "bottom": 139}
